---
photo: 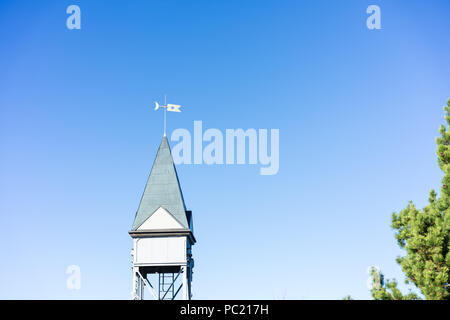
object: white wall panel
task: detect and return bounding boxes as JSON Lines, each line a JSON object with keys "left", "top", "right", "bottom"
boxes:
{"left": 135, "top": 236, "right": 186, "bottom": 264}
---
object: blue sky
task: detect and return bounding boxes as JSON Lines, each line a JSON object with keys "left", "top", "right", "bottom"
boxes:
{"left": 0, "top": 0, "right": 449, "bottom": 299}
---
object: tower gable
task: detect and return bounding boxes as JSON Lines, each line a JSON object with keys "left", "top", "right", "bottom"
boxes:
{"left": 137, "top": 206, "right": 184, "bottom": 230}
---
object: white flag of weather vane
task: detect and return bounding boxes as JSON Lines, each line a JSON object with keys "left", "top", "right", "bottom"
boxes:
{"left": 154, "top": 101, "right": 181, "bottom": 112}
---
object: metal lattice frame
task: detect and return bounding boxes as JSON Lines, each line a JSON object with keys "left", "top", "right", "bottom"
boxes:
{"left": 132, "top": 264, "right": 192, "bottom": 300}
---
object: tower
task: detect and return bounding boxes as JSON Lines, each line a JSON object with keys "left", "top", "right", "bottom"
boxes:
{"left": 129, "top": 136, "right": 195, "bottom": 300}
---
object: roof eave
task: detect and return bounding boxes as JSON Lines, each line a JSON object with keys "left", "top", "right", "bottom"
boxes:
{"left": 128, "top": 229, "right": 196, "bottom": 244}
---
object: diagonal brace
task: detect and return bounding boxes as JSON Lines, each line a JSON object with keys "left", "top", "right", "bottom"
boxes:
{"left": 137, "top": 270, "right": 158, "bottom": 300}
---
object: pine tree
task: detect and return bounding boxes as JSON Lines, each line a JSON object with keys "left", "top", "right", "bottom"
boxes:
{"left": 371, "top": 99, "right": 450, "bottom": 300}
{"left": 368, "top": 267, "right": 419, "bottom": 300}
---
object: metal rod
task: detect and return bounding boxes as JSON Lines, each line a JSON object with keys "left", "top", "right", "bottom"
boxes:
{"left": 164, "top": 94, "right": 167, "bottom": 136}
{"left": 173, "top": 284, "right": 182, "bottom": 300}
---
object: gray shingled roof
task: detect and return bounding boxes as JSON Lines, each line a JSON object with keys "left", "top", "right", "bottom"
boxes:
{"left": 131, "top": 136, "right": 189, "bottom": 230}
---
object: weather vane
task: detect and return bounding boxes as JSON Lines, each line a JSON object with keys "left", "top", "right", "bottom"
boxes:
{"left": 154, "top": 95, "right": 181, "bottom": 136}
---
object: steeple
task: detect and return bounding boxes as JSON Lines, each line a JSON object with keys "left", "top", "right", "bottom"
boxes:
{"left": 131, "top": 136, "right": 190, "bottom": 231}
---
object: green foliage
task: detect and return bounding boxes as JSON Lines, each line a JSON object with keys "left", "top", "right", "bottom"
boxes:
{"left": 372, "top": 99, "right": 450, "bottom": 300}
{"left": 369, "top": 267, "right": 419, "bottom": 300}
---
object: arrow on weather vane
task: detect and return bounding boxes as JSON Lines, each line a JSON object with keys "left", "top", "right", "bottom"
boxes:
{"left": 154, "top": 102, "right": 181, "bottom": 112}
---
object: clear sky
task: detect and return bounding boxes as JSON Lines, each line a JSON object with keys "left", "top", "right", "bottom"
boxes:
{"left": 0, "top": 0, "right": 449, "bottom": 299}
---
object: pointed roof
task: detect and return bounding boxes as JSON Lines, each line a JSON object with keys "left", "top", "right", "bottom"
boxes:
{"left": 131, "top": 136, "right": 189, "bottom": 230}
